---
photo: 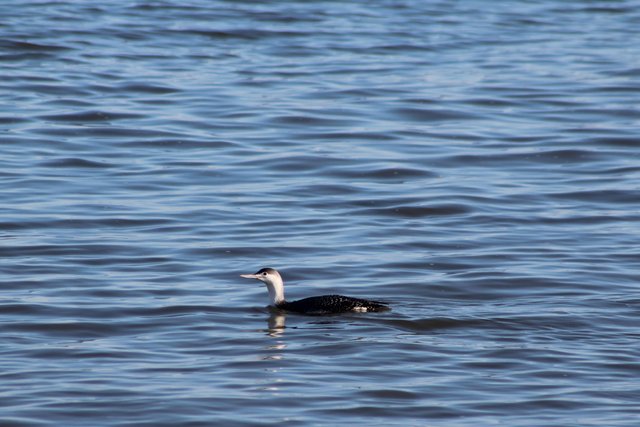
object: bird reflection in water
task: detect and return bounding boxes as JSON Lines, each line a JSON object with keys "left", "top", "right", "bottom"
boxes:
{"left": 260, "top": 311, "right": 287, "bottom": 363}
{"left": 266, "top": 310, "right": 286, "bottom": 338}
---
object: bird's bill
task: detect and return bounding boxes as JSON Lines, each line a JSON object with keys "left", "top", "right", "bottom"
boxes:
{"left": 240, "top": 273, "right": 259, "bottom": 279}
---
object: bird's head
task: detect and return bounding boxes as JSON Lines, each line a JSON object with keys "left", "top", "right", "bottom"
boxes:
{"left": 240, "top": 267, "right": 282, "bottom": 285}
{"left": 240, "top": 267, "right": 285, "bottom": 306}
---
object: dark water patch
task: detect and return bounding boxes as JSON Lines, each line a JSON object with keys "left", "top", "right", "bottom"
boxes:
{"left": 119, "top": 138, "right": 236, "bottom": 149}
{"left": 312, "top": 65, "right": 406, "bottom": 77}
{"left": 578, "top": 6, "right": 633, "bottom": 14}
{"left": 0, "top": 52, "right": 57, "bottom": 61}
{"left": 387, "top": 260, "right": 476, "bottom": 272}
{"left": 404, "top": 130, "right": 479, "bottom": 142}
{"left": 315, "top": 404, "right": 461, "bottom": 419}
{"left": 595, "top": 361, "right": 640, "bottom": 375}
{"left": 391, "top": 107, "right": 480, "bottom": 122}
{"left": 354, "top": 204, "right": 471, "bottom": 218}
{"left": 0, "top": 116, "right": 31, "bottom": 125}
{"left": 236, "top": 217, "right": 332, "bottom": 231}
{"left": 590, "top": 85, "right": 640, "bottom": 94}
{"left": 122, "top": 305, "right": 239, "bottom": 318}
{"left": 0, "top": 218, "right": 170, "bottom": 232}
{"left": 308, "top": 87, "right": 407, "bottom": 100}
{"left": 0, "top": 303, "right": 242, "bottom": 321}
{"left": 38, "top": 157, "right": 115, "bottom": 168}
{"left": 403, "top": 98, "right": 441, "bottom": 106}
{"left": 38, "top": 111, "right": 144, "bottom": 123}
{"left": 0, "top": 304, "right": 60, "bottom": 317}
{"left": 292, "top": 131, "right": 398, "bottom": 141}
{"left": 437, "top": 149, "right": 604, "bottom": 167}
{"left": 0, "top": 417, "right": 43, "bottom": 427}
{"left": 473, "top": 398, "right": 590, "bottom": 412}
{"left": 463, "top": 97, "right": 524, "bottom": 107}
{"left": 172, "top": 28, "right": 311, "bottom": 41}
{"left": 367, "top": 43, "right": 435, "bottom": 54}
{"left": 285, "top": 183, "right": 358, "bottom": 197}
{"left": 546, "top": 189, "right": 639, "bottom": 204}
{"left": 241, "top": 154, "right": 351, "bottom": 173}
{"left": 474, "top": 84, "right": 555, "bottom": 96}
{"left": 1, "top": 74, "right": 59, "bottom": 83}
{"left": 38, "top": 98, "right": 96, "bottom": 108}
{"left": 568, "top": 107, "right": 640, "bottom": 119}
{"left": 525, "top": 149, "right": 605, "bottom": 163}
{"left": 526, "top": 98, "right": 585, "bottom": 108}
{"left": 358, "top": 389, "right": 420, "bottom": 400}
{"left": 0, "top": 280, "right": 56, "bottom": 291}
{"left": 331, "top": 167, "right": 435, "bottom": 181}
{"left": 0, "top": 40, "right": 72, "bottom": 52}
{"left": 268, "top": 114, "right": 356, "bottom": 127}
{"left": 11, "top": 84, "right": 90, "bottom": 96}
{"left": 24, "top": 348, "right": 151, "bottom": 361}
{"left": 9, "top": 321, "right": 133, "bottom": 339}
{"left": 536, "top": 213, "right": 640, "bottom": 225}
{"left": 584, "top": 136, "right": 640, "bottom": 148}
{"left": 30, "top": 126, "right": 184, "bottom": 139}
{"left": 115, "top": 82, "right": 180, "bottom": 94}
{"left": 320, "top": 196, "right": 423, "bottom": 209}
{"left": 611, "top": 67, "right": 640, "bottom": 77}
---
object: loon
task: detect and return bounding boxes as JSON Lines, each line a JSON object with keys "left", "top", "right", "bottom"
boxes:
{"left": 240, "top": 267, "right": 390, "bottom": 315}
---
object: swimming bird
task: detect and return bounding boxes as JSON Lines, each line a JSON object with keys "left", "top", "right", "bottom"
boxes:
{"left": 240, "top": 267, "right": 390, "bottom": 314}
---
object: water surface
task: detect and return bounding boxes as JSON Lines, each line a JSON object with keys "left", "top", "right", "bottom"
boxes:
{"left": 1, "top": 1, "right": 640, "bottom": 426}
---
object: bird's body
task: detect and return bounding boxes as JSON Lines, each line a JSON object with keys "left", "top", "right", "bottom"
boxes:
{"left": 240, "top": 268, "right": 390, "bottom": 315}
{"left": 278, "top": 294, "right": 389, "bottom": 314}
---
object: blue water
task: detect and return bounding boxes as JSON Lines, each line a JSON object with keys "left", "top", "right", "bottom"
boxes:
{"left": 2, "top": 1, "right": 640, "bottom": 426}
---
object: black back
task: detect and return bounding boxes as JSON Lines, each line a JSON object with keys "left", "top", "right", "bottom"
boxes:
{"left": 277, "top": 294, "right": 389, "bottom": 315}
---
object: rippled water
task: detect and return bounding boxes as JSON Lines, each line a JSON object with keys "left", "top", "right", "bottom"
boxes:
{"left": 2, "top": 1, "right": 640, "bottom": 426}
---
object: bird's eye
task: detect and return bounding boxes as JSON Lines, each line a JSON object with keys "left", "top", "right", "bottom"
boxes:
{"left": 262, "top": 272, "right": 267, "bottom": 276}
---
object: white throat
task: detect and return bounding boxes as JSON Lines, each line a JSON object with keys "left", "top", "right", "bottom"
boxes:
{"left": 265, "top": 276, "right": 285, "bottom": 306}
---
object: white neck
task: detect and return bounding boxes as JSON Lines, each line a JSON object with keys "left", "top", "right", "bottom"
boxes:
{"left": 265, "top": 276, "right": 285, "bottom": 306}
